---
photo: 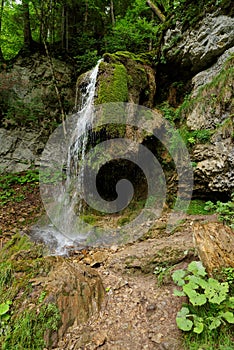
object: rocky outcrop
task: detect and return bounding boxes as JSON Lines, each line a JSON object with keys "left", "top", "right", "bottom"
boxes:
{"left": 0, "top": 52, "right": 75, "bottom": 129}
{"left": 181, "top": 50, "right": 234, "bottom": 195}
{"left": 163, "top": 14, "right": 234, "bottom": 73}
{"left": 193, "top": 222, "right": 234, "bottom": 276}
{"left": 39, "top": 258, "right": 105, "bottom": 347}
{"left": 0, "top": 127, "right": 47, "bottom": 172}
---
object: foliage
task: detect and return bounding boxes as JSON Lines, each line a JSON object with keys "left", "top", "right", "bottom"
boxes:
{"left": 2, "top": 301, "right": 60, "bottom": 349}
{"left": 154, "top": 265, "right": 174, "bottom": 286}
{"left": 0, "top": 300, "right": 12, "bottom": 336}
{"left": 105, "top": 4, "right": 158, "bottom": 53}
{"left": 186, "top": 199, "right": 215, "bottom": 215}
{"left": 173, "top": 261, "right": 234, "bottom": 335}
{"left": 0, "top": 235, "right": 60, "bottom": 349}
{"left": 179, "top": 127, "right": 213, "bottom": 147}
{"left": 205, "top": 194, "right": 234, "bottom": 229}
{"left": 0, "top": 170, "right": 39, "bottom": 206}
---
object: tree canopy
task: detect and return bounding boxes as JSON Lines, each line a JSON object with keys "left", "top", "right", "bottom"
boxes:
{"left": 0, "top": 0, "right": 230, "bottom": 72}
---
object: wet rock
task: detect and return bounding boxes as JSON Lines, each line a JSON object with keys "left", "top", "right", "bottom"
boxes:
{"left": 193, "top": 222, "right": 234, "bottom": 275}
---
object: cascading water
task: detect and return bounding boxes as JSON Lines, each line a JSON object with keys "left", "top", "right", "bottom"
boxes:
{"left": 32, "top": 59, "right": 102, "bottom": 254}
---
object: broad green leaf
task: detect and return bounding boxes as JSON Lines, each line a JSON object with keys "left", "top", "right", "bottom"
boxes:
{"left": 173, "top": 289, "right": 185, "bottom": 297}
{"left": 227, "top": 297, "right": 234, "bottom": 308}
{"left": 187, "top": 261, "right": 207, "bottom": 277}
{"left": 221, "top": 311, "right": 234, "bottom": 324}
{"left": 183, "top": 284, "right": 207, "bottom": 306}
{"left": 0, "top": 303, "right": 10, "bottom": 316}
{"left": 205, "top": 279, "right": 229, "bottom": 304}
{"left": 188, "top": 275, "right": 207, "bottom": 289}
{"left": 177, "top": 307, "right": 190, "bottom": 317}
{"left": 176, "top": 313, "right": 193, "bottom": 331}
{"left": 209, "top": 318, "right": 221, "bottom": 330}
{"left": 172, "top": 269, "right": 186, "bottom": 286}
{"left": 193, "top": 315, "right": 204, "bottom": 334}
{"left": 193, "top": 322, "right": 204, "bottom": 334}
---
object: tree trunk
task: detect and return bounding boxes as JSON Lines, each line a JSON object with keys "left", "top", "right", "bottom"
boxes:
{"left": 22, "top": 0, "right": 33, "bottom": 48}
{"left": 0, "top": 0, "right": 4, "bottom": 60}
{"left": 61, "top": 5, "right": 65, "bottom": 49}
{"left": 66, "top": 8, "right": 68, "bottom": 51}
{"left": 193, "top": 222, "right": 234, "bottom": 276}
{"left": 110, "top": 0, "right": 115, "bottom": 25}
{"left": 84, "top": 0, "right": 88, "bottom": 28}
{"left": 146, "top": 0, "right": 166, "bottom": 23}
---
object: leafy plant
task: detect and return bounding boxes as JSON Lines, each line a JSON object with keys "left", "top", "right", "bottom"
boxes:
{"left": 0, "top": 300, "right": 12, "bottom": 337}
{"left": 173, "top": 261, "right": 234, "bottom": 334}
{"left": 205, "top": 194, "right": 234, "bottom": 229}
{"left": 0, "top": 169, "right": 39, "bottom": 206}
{"left": 154, "top": 265, "right": 174, "bottom": 286}
{"left": 187, "top": 199, "right": 215, "bottom": 215}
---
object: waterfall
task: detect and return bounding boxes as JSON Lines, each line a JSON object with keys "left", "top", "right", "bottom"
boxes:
{"left": 33, "top": 59, "right": 102, "bottom": 254}
{"left": 61, "top": 59, "right": 103, "bottom": 236}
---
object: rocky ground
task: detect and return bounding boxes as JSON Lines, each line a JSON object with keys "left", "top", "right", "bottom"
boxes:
{"left": 0, "top": 184, "right": 221, "bottom": 350}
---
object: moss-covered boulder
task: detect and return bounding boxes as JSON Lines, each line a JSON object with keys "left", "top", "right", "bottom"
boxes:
{"left": 97, "top": 51, "right": 156, "bottom": 107}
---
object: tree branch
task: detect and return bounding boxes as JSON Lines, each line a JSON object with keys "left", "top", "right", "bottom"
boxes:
{"left": 146, "top": 0, "right": 166, "bottom": 23}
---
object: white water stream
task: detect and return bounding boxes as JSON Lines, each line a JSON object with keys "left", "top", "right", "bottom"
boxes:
{"left": 33, "top": 60, "right": 102, "bottom": 254}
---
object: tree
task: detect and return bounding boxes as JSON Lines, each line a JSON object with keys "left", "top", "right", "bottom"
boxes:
{"left": 0, "top": 0, "right": 4, "bottom": 60}
{"left": 22, "top": 0, "right": 33, "bottom": 49}
{"left": 146, "top": 0, "right": 166, "bottom": 22}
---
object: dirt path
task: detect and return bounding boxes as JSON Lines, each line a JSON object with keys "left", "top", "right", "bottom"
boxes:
{"left": 55, "top": 221, "right": 201, "bottom": 350}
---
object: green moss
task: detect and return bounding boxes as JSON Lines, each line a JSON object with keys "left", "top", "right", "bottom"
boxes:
{"left": 0, "top": 235, "right": 60, "bottom": 348}
{"left": 103, "top": 51, "right": 148, "bottom": 65}
{"left": 96, "top": 62, "right": 128, "bottom": 104}
{"left": 177, "top": 56, "right": 234, "bottom": 122}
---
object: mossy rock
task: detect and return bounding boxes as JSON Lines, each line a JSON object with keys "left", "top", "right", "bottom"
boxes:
{"left": 0, "top": 234, "right": 104, "bottom": 349}
{"left": 95, "top": 62, "right": 128, "bottom": 104}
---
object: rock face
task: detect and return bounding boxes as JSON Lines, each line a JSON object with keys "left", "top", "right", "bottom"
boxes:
{"left": 0, "top": 52, "right": 75, "bottom": 129}
{"left": 0, "top": 127, "right": 47, "bottom": 172}
{"left": 164, "top": 14, "right": 234, "bottom": 73}
{"left": 181, "top": 50, "right": 234, "bottom": 195}
{"left": 193, "top": 222, "right": 234, "bottom": 276}
{"left": 0, "top": 52, "right": 76, "bottom": 172}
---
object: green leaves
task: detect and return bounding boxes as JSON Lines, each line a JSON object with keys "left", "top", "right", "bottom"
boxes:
{"left": 205, "top": 279, "right": 229, "bottom": 304}
{"left": 205, "top": 194, "right": 234, "bottom": 229}
{"left": 176, "top": 307, "right": 193, "bottom": 331}
{"left": 172, "top": 269, "right": 186, "bottom": 286}
{"left": 0, "top": 302, "right": 10, "bottom": 316}
{"left": 173, "top": 261, "right": 234, "bottom": 335}
{"left": 187, "top": 261, "right": 207, "bottom": 277}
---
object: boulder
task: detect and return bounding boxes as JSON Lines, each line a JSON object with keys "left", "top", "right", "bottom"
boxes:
{"left": 95, "top": 51, "right": 156, "bottom": 108}
{"left": 40, "top": 258, "right": 105, "bottom": 347}
{"left": 193, "top": 222, "right": 234, "bottom": 275}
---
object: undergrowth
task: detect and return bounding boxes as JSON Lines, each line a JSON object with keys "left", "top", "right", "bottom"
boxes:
{"left": 0, "top": 169, "right": 39, "bottom": 206}
{"left": 0, "top": 234, "right": 60, "bottom": 349}
{"left": 173, "top": 261, "right": 234, "bottom": 350}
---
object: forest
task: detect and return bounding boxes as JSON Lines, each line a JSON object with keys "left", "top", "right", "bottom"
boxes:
{"left": 0, "top": 0, "right": 226, "bottom": 70}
